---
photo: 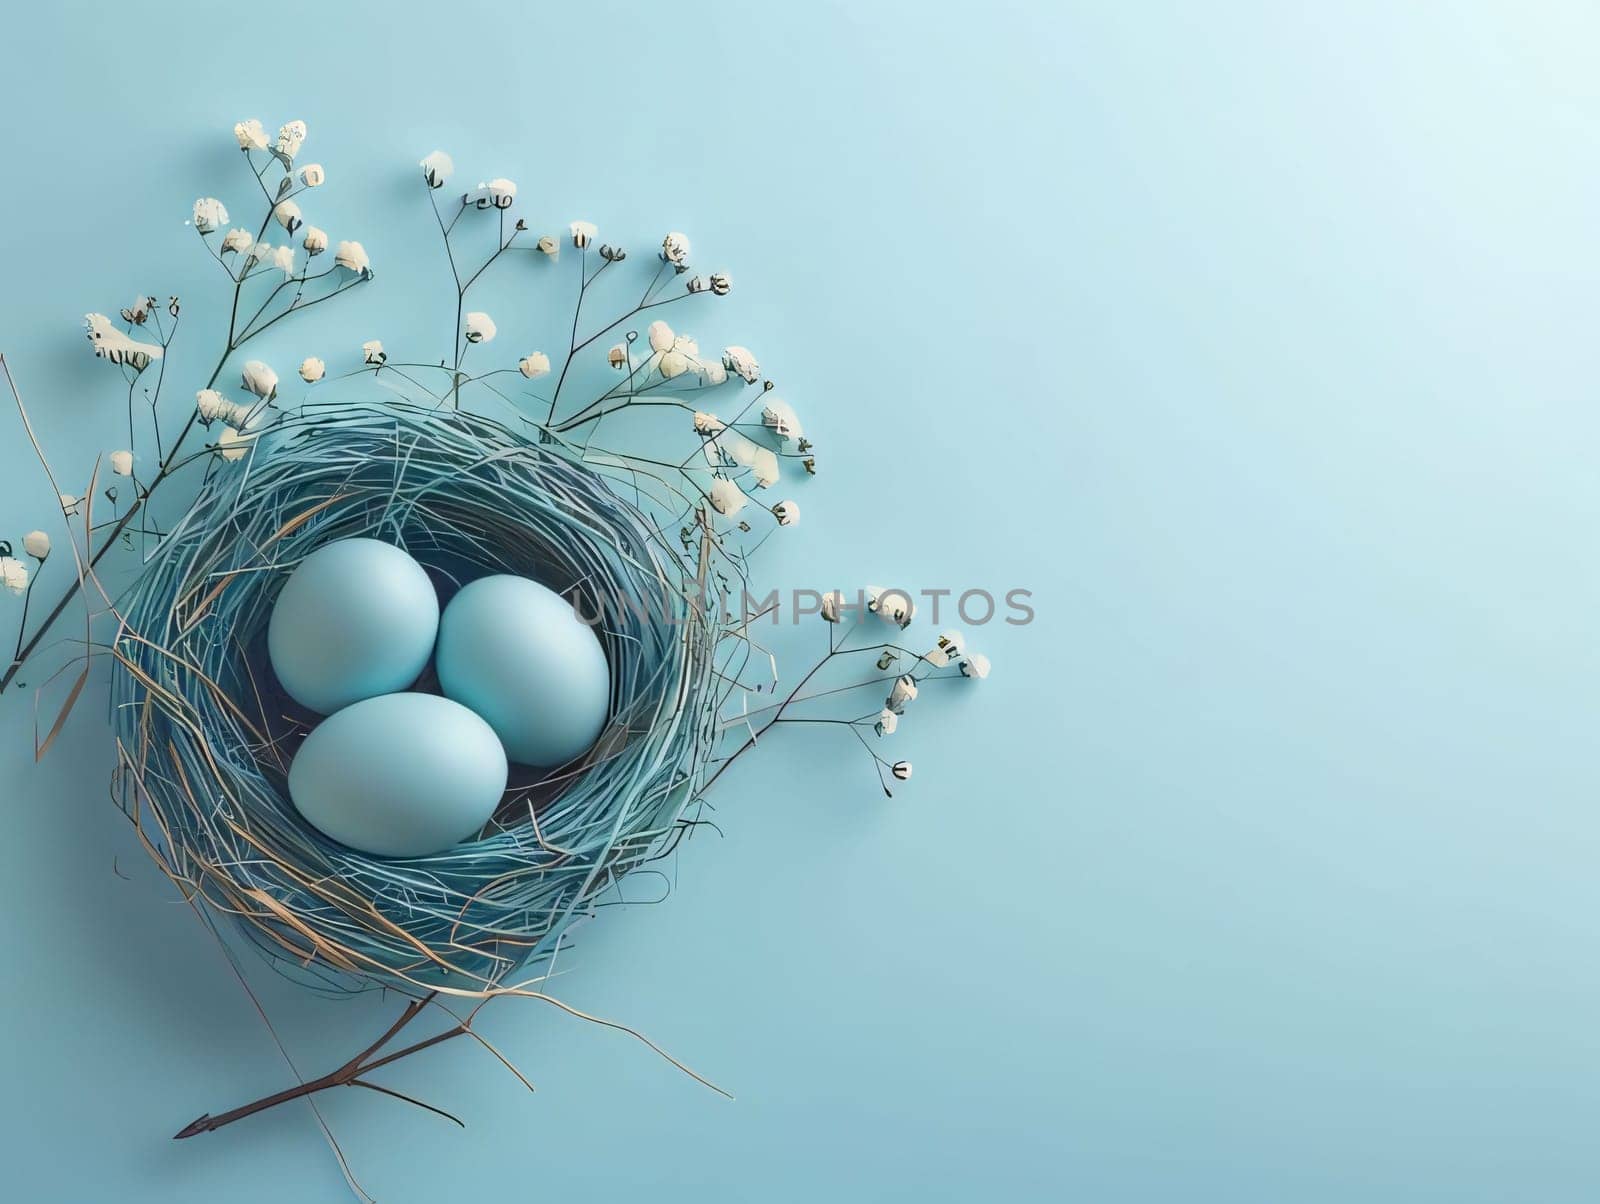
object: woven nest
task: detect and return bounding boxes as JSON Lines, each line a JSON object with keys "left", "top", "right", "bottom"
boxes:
{"left": 111, "top": 401, "right": 719, "bottom": 996}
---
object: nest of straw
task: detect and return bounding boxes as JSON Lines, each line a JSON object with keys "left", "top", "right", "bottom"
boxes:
{"left": 110, "top": 401, "right": 719, "bottom": 995}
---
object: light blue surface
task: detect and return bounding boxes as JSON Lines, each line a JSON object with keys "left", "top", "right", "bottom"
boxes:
{"left": 436, "top": 575, "right": 610, "bottom": 768}
{"left": 289, "top": 692, "right": 508, "bottom": 860}
{"left": 2, "top": 2, "right": 1600, "bottom": 1201}
{"left": 268, "top": 538, "right": 440, "bottom": 715}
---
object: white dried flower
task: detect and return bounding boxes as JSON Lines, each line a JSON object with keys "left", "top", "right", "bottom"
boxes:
{"left": 464, "top": 311, "right": 497, "bottom": 344}
{"left": 518, "top": 352, "right": 551, "bottom": 379}
{"left": 648, "top": 320, "right": 675, "bottom": 354}
{"left": 698, "top": 356, "right": 727, "bottom": 385}
{"left": 762, "top": 398, "right": 803, "bottom": 441}
{"left": 59, "top": 493, "right": 80, "bottom": 517}
{"left": 686, "top": 275, "right": 709, "bottom": 294}
{"left": 599, "top": 243, "right": 626, "bottom": 262}
{"left": 84, "top": 314, "right": 162, "bottom": 371}
{"left": 693, "top": 412, "right": 725, "bottom": 436}
{"left": 924, "top": 646, "right": 950, "bottom": 669}
{"left": 536, "top": 234, "right": 559, "bottom": 258}
{"left": 660, "top": 349, "right": 690, "bottom": 379}
{"left": 773, "top": 499, "right": 800, "bottom": 526}
{"left": 298, "top": 163, "right": 325, "bottom": 188}
{"left": 875, "top": 708, "right": 898, "bottom": 737}
{"left": 608, "top": 343, "right": 628, "bottom": 370}
{"left": 273, "top": 200, "right": 303, "bottom": 234}
{"left": 477, "top": 178, "right": 517, "bottom": 209}
{"left": 299, "top": 357, "right": 325, "bottom": 383}
{"left": 221, "top": 228, "right": 253, "bottom": 254}
{"left": 22, "top": 530, "right": 50, "bottom": 560}
{"left": 722, "top": 346, "right": 759, "bottom": 383}
{"left": 708, "top": 477, "right": 748, "bottom": 517}
{"left": 233, "top": 118, "right": 269, "bottom": 151}
{"left": 710, "top": 272, "right": 731, "bottom": 296}
{"left": 123, "top": 296, "right": 155, "bottom": 324}
{"left": 891, "top": 760, "right": 913, "bottom": 781}
{"left": 959, "top": 653, "right": 991, "bottom": 680}
{"left": 246, "top": 240, "right": 273, "bottom": 267}
{"left": 821, "top": 590, "right": 846, "bottom": 622}
{"left": 240, "top": 360, "right": 278, "bottom": 399}
{"left": 420, "top": 150, "right": 454, "bottom": 189}
{"left": 0, "top": 556, "right": 27, "bottom": 595}
{"left": 335, "top": 240, "right": 371, "bottom": 276}
{"left": 217, "top": 426, "right": 252, "bottom": 462}
{"left": 887, "top": 675, "right": 919, "bottom": 714}
{"left": 936, "top": 630, "right": 967, "bottom": 660}
{"left": 748, "top": 446, "right": 780, "bottom": 488}
{"left": 275, "top": 120, "right": 307, "bottom": 161}
{"left": 196, "top": 388, "right": 237, "bottom": 423}
{"left": 110, "top": 449, "right": 134, "bottom": 477}
{"left": 272, "top": 245, "right": 296, "bottom": 277}
{"left": 362, "top": 339, "right": 386, "bottom": 366}
{"left": 192, "top": 197, "right": 228, "bottom": 233}
{"left": 867, "top": 586, "right": 915, "bottom": 628}
{"left": 569, "top": 220, "right": 597, "bottom": 249}
{"left": 302, "top": 226, "right": 328, "bottom": 256}
{"left": 661, "top": 231, "right": 691, "bottom": 265}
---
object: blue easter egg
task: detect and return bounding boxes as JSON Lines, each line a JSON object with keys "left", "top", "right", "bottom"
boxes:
{"left": 288, "top": 693, "right": 508, "bottom": 858}
{"left": 435, "top": 575, "right": 611, "bottom": 767}
{"left": 268, "top": 538, "right": 439, "bottom": 714}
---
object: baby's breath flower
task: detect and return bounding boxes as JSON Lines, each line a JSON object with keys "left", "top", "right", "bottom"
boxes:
{"left": 22, "top": 531, "right": 50, "bottom": 560}
{"left": 936, "top": 630, "right": 966, "bottom": 660}
{"left": 698, "top": 356, "right": 728, "bottom": 385}
{"left": 420, "top": 150, "right": 453, "bottom": 189}
{"left": 217, "top": 426, "right": 252, "bottom": 462}
{"left": 518, "top": 352, "right": 551, "bottom": 379}
{"left": 59, "top": 493, "right": 80, "bottom": 517}
{"left": 867, "top": 586, "right": 914, "bottom": 628}
{"left": 886, "top": 674, "right": 918, "bottom": 714}
{"left": 821, "top": 590, "right": 846, "bottom": 622}
{"left": 891, "top": 760, "right": 913, "bottom": 781}
{"left": 599, "top": 244, "right": 626, "bottom": 262}
{"left": 536, "top": 234, "right": 558, "bottom": 258}
{"left": 660, "top": 349, "right": 690, "bottom": 378}
{"left": 299, "top": 357, "right": 325, "bottom": 383}
{"left": 240, "top": 360, "right": 278, "bottom": 399}
{"left": 569, "top": 220, "right": 597, "bottom": 249}
{"left": 298, "top": 163, "right": 325, "bottom": 188}
{"left": 476, "top": 178, "right": 516, "bottom": 209}
{"left": 648, "top": 320, "right": 675, "bottom": 354}
{"left": 773, "top": 499, "right": 800, "bottom": 526}
{"left": 362, "top": 339, "right": 386, "bottom": 366}
{"left": 302, "top": 226, "right": 328, "bottom": 255}
{"left": 272, "top": 245, "right": 296, "bottom": 276}
{"left": 708, "top": 477, "right": 748, "bottom": 517}
{"left": 192, "top": 197, "right": 228, "bottom": 233}
{"left": 686, "top": 275, "right": 709, "bottom": 294}
{"left": 710, "top": 272, "right": 731, "bottom": 296}
{"left": 275, "top": 120, "right": 307, "bottom": 161}
{"left": 246, "top": 240, "right": 273, "bottom": 267}
{"left": 722, "top": 345, "right": 759, "bottom": 384}
{"left": 608, "top": 343, "right": 628, "bottom": 369}
{"left": 233, "top": 118, "right": 268, "bottom": 151}
{"left": 0, "top": 556, "right": 28, "bottom": 595}
{"left": 335, "top": 240, "right": 371, "bottom": 276}
{"left": 463, "top": 311, "right": 497, "bottom": 344}
{"left": 110, "top": 449, "right": 134, "bottom": 477}
{"left": 83, "top": 314, "right": 161, "bottom": 372}
{"left": 196, "top": 388, "right": 244, "bottom": 424}
{"left": 221, "top": 228, "right": 253, "bottom": 254}
{"left": 661, "top": 231, "right": 691, "bottom": 265}
{"left": 693, "top": 412, "right": 725, "bottom": 436}
{"left": 273, "top": 200, "right": 303, "bottom": 235}
{"left": 959, "top": 653, "right": 991, "bottom": 680}
{"left": 875, "top": 708, "right": 898, "bottom": 736}
{"left": 762, "top": 398, "right": 802, "bottom": 441}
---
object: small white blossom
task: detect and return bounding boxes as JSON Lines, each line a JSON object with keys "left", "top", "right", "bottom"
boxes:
{"left": 937, "top": 630, "right": 967, "bottom": 659}
{"left": 59, "top": 493, "right": 80, "bottom": 517}
{"left": 298, "top": 163, "right": 325, "bottom": 188}
{"left": 686, "top": 275, "right": 709, "bottom": 294}
{"left": 887, "top": 675, "right": 919, "bottom": 714}
{"left": 891, "top": 760, "right": 913, "bottom": 781}
{"left": 661, "top": 231, "right": 691, "bottom": 265}
{"left": 272, "top": 245, "right": 296, "bottom": 276}
{"left": 335, "top": 240, "right": 371, "bottom": 275}
{"left": 608, "top": 343, "right": 629, "bottom": 369}
{"left": 569, "top": 220, "right": 597, "bottom": 248}
{"left": 693, "top": 412, "right": 725, "bottom": 436}
{"left": 875, "top": 708, "right": 898, "bottom": 737}
{"left": 464, "top": 311, "right": 497, "bottom": 344}
{"left": 772, "top": 499, "right": 800, "bottom": 526}
{"left": 537, "top": 234, "right": 559, "bottom": 258}
{"left": 362, "top": 339, "right": 386, "bottom": 366}
{"left": 275, "top": 120, "right": 307, "bottom": 161}
{"left": 84, "top": 314, "right": 162, "bottom": 371}
{"left": 748, "top": 446, "right": 780, "bottom": 488}
{"left": 302, "top": 226, "right": 328, "bottom": 255}
{"left": 698, "top": 356, "right": 727, "bottom": 385}
{"left": 476, "top": 178, "right": 516, "bottom": 209}
{"left": 708, "top": 477, "right": 748, "bottom": 517}
{"left": 722, "top": 346, "right": 759, "bottom": 383}
{"left": 192, "top": 197, "right": 228, "bottom": 233}
{"left": 217, "top": 426, "right": 253, "bottom": 462}
{"left": 660, "top": 349, "right": 690, "bottom": 378}
{"left": 420, "top": 150, "right": 454, "bottom": 189}
{"left": 110, "top": 449, "right": 134, "bottom": 477}
{"left": 23, "top": 530, "right": 50, "bottom": 560}
{"left": 821, "top": 590, "right": 846, "bottom": 622}
{"left": 867, "top": 586, "right": 915, "bottom": 628}
{"left": 246, "top": 240, "right": 273, "bottom": 267}
{"left": 240, "top": 360, "right": 278, "bottom": 399}
{"left": 959, "top": 653, "right": 991, "bottom": 680}
{"left": 762, "top": 398, "right": 803, "bottom": 441}
{"left": 233, "top": 118, "right": 269, "bottom": 151}
{"left": 299, "top": 357, "right": 325, "bottom": 383}
{"left": 221, "top": 228, "right": 253, "bottom": 254}
{"left": 196, "top": 388, "right": 245, "bottom": 424}
{"left": 273, "top": 200, "right": 302, "bottom": 234}
{"left": 518, "top": 352, "right": 551, "bottom": 379}
{"left": 0, "top": 557, "right": 27, "bottom": 595}
{"left": 648, "top": 320, "right": 675, "bottom": 353}
{"left": 710, "top": 272, "right": 731, "bottom": 296}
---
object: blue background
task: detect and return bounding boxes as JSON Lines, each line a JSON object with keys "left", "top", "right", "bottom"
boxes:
{"left": 3, "top": 1, "right": 1599, "bottom": 1200}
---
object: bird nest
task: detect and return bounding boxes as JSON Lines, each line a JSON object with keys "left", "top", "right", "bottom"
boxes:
{"left": 110, "top": 401, "right": 719, "bottom": 996}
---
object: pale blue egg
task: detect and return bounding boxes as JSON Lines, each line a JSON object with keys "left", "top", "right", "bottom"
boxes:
{"left": 288, "top": 693, "right": 508, "bottom": 858}
{"left": 435, "top": 575, "right": 611, "bottom": 767}
{"left": 268, "top": 538, "right": 439, "bottom": 715}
